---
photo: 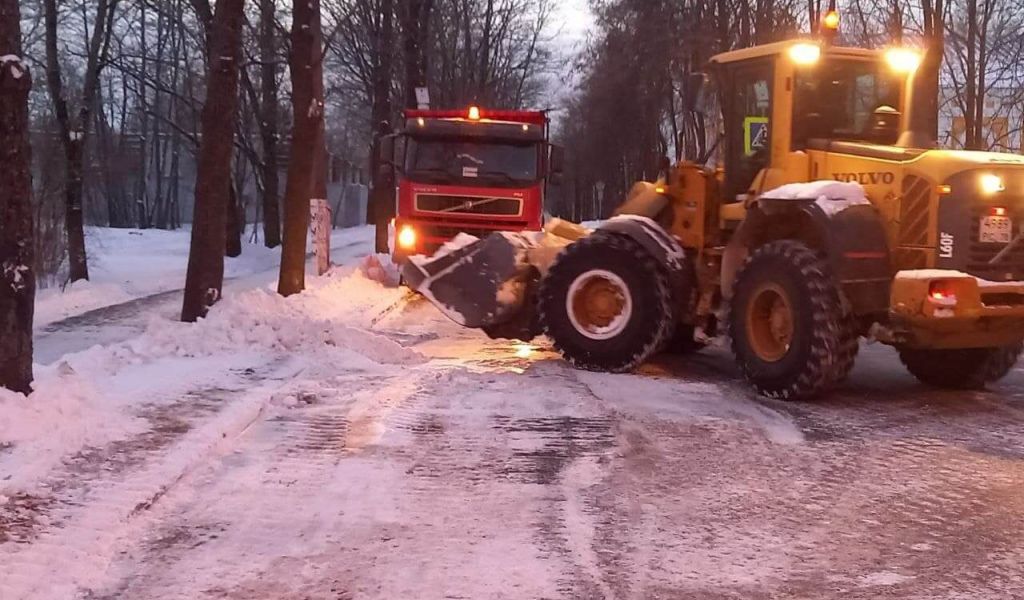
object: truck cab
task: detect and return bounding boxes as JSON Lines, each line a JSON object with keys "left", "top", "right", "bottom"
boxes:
{"left": 380, "top": 107, "right": 564, "bottom": 262}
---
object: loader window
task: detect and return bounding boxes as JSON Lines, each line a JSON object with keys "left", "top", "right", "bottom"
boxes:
{"left": 724, "top": 62, "right": 772, "bottom": 200}
{"left": 792, "top": 59, "right": 902, "bottom": 147}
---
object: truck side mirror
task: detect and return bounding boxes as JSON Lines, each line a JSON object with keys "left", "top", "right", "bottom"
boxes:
{"left": 685, "top": 72, "right": 708, "bottom": 113}
{"left": 548, "top": 144, "right": 565, "bottom": 185}
{"left": 377, "top": 133, "right": 399, "bottom": 184}
{"left": 379, "top": 133, "right": 396, "bottom": 166}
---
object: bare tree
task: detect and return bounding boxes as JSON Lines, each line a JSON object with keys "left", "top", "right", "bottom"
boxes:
{"left": 401, "top": 0, "right": 436, "bottom": 108}
{"left": 0, "top": 0, "right": 35, "bottom": 394}
{"left": 259, "top": 0, "right": 282, "bottom": 248}
{"left": 914, "top": 0, "right": 946, "bottom": 142}
{"left": 278, "top": 0, "right": 327, "bottom": 296}
{"left": 42, "top": 0, "right": 119, "bottom": 282}
{"left": 181, "top": 0, "right": 246, "bottom": 321}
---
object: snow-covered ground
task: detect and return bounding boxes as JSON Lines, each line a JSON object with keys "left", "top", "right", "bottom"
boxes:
{"left": 4, "top": 226, "right": 1024, "bottom": 599}
{"left": 36, "top": 228, "right": 273, "bottom": 327}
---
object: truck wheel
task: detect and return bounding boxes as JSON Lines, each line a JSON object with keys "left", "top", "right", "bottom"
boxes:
{"left": 539, "top": 232, "right": 674, "bottom": 372}
{"left": 729, "top": 240, "right": 853, "bottom": 400}
{"left": 898, "top": 343, "right": 1023, "bottom": 389}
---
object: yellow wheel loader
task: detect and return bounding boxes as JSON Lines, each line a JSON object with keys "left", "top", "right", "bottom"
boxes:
{"left": 403, "top": 38, "right": 1024, "bottom": 400}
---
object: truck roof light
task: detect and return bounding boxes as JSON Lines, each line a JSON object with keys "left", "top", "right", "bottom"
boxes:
{"left": 788, "top": 42, "right": 821, "bottom": 65}
{"left": 468, "top": 106, "right": 481, "bottom": 120}
{"left": 884, "top": 48, "right": 921, "bottom": 73}
{"left": 822, "top": 9, "right": 840, "bottom": 30}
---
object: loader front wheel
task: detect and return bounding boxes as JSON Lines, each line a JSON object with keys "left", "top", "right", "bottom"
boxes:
{"left": 540, "top": 232, "right": 674, "bottom": 372}
{"left": 730, "top": 240, "right": 850, "bottom": 400}
{"left": 898, "top": 343, "right": 1023, "bottom": 389}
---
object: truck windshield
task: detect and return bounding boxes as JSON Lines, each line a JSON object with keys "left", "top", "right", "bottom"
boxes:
{"left": 792, "top": 59, "right": 903, "bottom": 147}
{"left": 404, "top": 138, "right": 539, "bottom": 186}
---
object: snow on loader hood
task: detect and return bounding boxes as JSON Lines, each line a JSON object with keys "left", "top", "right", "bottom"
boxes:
{"left": 760, "top": 180, "right": 869, "bottom": 217}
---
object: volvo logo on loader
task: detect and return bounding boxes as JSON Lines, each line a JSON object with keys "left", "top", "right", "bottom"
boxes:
{"left": 832, "top": 172, "right": 896, "bottom": 185}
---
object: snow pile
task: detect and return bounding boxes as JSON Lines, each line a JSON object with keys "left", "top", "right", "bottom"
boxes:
{"left": 35, "top": 226, "right": 374, "bottom": 328}
{"left": 0, "top": 366, "right": 147, "bottom": 488}
{"left": 762, "top": 180, "right": 869, "bottom": 216}
{"left": 121, "top": 270, "right": 428, "bottom": 365}
{"left": 359, "top": 254, "right": 401, "bottom": 286}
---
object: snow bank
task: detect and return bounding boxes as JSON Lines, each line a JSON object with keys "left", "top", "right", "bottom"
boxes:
{"left": 35, "top": 226, "right": 374, "bottom": 328}
{"left": 5, "top": 265, "right": 434, "bottom": 496}
{"left": 0, "top": 368, "right": 146, "bottom": 485}
{"left": 762, "top": 180, "right": 869, "bottom": 217}
{"left": 131, "top": 271, "right": 426, "bottom": 366}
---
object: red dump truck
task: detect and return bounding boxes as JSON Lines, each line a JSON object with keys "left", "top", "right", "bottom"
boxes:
{"left": 379, "top": 106, "right": 564, "bottom": 262}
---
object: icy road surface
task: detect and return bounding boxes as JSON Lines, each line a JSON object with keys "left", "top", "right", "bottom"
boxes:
{"left": 4, "top": 232, "right": 1024, "bottom": 599}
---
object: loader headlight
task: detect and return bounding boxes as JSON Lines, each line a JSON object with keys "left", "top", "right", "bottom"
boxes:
{"left": 884, "top": 48, "right": 921, "bottom": 73}
{"left": 980, "top": 174, "right": 1005, "bottom": 194}
{"left": 398, "top": 225, "right": 417, "bottom": 249}
{"left": 788, "top": 43, "right": 821, "bottom": 66}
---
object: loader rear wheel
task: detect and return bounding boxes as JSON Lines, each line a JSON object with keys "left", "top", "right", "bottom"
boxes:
{"left": 539, "top": 232, "right": 674, "bottom": 372}
{"left": 898, "top": 343, "right": 1023, "bottom": 389}
{"left": 730, "top": 240, "right": 852, "bottom": 400}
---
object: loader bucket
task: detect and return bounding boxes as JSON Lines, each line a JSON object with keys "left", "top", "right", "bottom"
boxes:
{"left": 401, "top": 232, "right": 538, "bottom": 328}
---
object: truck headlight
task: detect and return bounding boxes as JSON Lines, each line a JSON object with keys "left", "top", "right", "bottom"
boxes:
{"left": 980, "top": 174, "right": 1005, "bottom": 194}
{"left": 398, "top": 225, "right": 417, "bottom": 249}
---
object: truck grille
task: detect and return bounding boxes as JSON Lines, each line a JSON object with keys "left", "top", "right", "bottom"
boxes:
{"left": 966, "top": 205, "right": 1024, "bottom": 281}
{"left": 419, "top": 223, "right": 527, "bottom": 240}
{"left": 415, "top": 194, "right": 522, "bottom": 216}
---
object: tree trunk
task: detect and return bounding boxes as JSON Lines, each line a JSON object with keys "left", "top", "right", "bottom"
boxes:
{"left": 42, "top": 0, "right": 118, "bottom": 283}
{"left": 259, "top": 0, "right": 281, "bottom": 248}
{"left": 225, "top": 180, "right": 243, "bottom": 257}
{"left": 278, "top": 0, "right": 323, "bottom": 296}
{"left": 913, "top": 0, "right": 944, "bottom": 143}
{"left": 371, "top": 0, "right": 395, "bottom": 252}
{"left": 403, "top": 0, "right": 435, "bottom": 108}
{"left": 181, "top": 0, "right": 245, "bottom": 322}
{"left": 0, "top": 0, "right": 35, "bottom": 394}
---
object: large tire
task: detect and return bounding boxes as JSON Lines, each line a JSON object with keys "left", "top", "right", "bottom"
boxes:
{"left": 539, "top": 232, "right": 674, "bottom": 372}
{"left": 729, "top": 240, "right": 855, "bottom": 400}
{"left": 898, "top": 343, "right": 1023, "bottom": 389}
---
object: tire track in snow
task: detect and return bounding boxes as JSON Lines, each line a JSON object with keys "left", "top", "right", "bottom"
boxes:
{"left": 85, "top": 371, "right": 427, "bottom": 599}
{"left": 0, "top": 357, "right": 302, "bottom": 600}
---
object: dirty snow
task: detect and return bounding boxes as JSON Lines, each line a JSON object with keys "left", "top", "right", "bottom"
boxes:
{"left": 5, "top": 223, "right": 1024, "bottom": 598}
{"left": 762, "top": 180, "right": 870, "bottom": 216}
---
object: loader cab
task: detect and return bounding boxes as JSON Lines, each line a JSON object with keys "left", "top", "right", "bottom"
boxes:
{"left": 709, "top": 41, "right": 919, "bottom": 201}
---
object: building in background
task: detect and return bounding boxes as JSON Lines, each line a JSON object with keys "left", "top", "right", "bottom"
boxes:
{"left": 938, "top": 86, "right": 1024, "bottom": 152}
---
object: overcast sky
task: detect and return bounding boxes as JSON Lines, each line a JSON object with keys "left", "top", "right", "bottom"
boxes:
{"left": 544, "top": 0, "right": 594, "bottom": 106}
{"left": 554, "top": 0, "right": 595, "bottom": 43}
